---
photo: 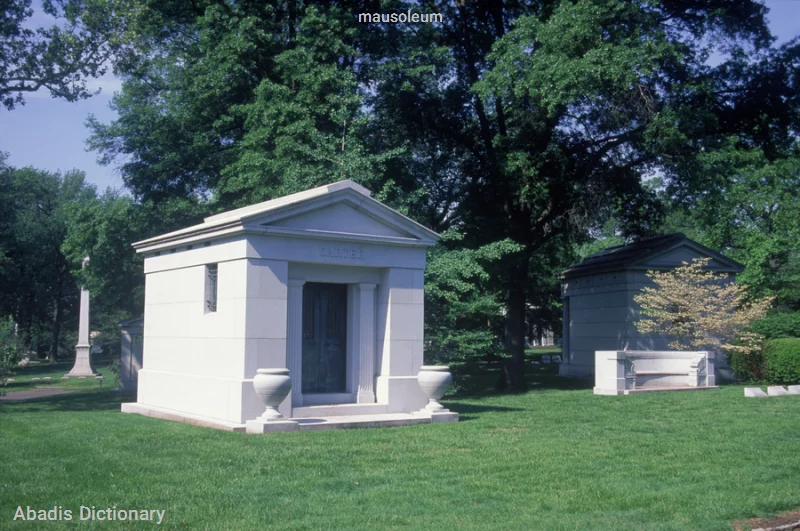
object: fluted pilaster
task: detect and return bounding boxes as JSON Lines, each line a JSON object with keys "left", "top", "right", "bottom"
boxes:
{"left": 357, "top": 283, "right": 376, "bottom": 403}
{"left": 287, "top": 280, "right": 306, "bottom": 407}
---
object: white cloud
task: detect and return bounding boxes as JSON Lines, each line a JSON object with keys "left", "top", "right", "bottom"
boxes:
{"left": 85, "top": 74, "right": 124, "bottom": 96}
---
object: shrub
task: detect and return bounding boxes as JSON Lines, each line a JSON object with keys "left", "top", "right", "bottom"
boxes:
{"left": 108, "top": 357, "right": 121, "bottom": 386}
{"left": 729, "top": 350, "right": 765, "bottom": 383}
{"left": 751, "top": 312, "right": 800, "bottom": 339}
{"left": 762, "top": 338, "right": 800, "bottom": 384}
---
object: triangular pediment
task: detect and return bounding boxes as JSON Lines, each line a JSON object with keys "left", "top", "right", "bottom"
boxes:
{"left": 240, "top": 187, "right": 439, "bottom": 245}
{"left": 269, "top": 201, "right": 415, "bottom": 239}
{"left": 633, "top": 241, "right": 743, "bottom": 272}
{"left": 561, "top": 233, "right": 743, "bottom": 279}
{"left": 132, "top": 180, "right": 439, "bottom": 253}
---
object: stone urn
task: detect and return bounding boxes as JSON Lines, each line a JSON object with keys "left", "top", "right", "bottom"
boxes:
{"left": 417, "top": 365, "right": 452, "bottom": 413}
{"left": 252, "top": 368, "right": 292, "bottom": 420}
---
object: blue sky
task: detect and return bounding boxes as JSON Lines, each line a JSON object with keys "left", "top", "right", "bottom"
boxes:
{"left": 0, "top": 1, "right": 798, "bottom": 193}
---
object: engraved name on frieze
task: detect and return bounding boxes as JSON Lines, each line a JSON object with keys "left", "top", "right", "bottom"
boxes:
{"left": 320, "top": 246, "right": 365, "bottom": 260}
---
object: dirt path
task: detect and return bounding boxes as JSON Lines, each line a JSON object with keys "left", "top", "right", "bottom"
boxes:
{"left": 0, "top": 388, "right": 74, "bottom": 401}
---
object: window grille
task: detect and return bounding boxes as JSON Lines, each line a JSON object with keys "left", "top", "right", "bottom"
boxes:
{"left": 205, "top": 264, "right": 218, "bottom": 312}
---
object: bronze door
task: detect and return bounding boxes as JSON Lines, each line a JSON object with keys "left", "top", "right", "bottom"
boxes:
{"left": 302, "top": 283, "right": 348, "bottom": 394}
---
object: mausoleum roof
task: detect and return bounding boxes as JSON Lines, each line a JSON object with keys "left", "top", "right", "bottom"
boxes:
{"left": 561, "top": 233, "right": 744, "bottom": 279}
{"left": 133, "top": 180, "right": 440, "bottom": 253}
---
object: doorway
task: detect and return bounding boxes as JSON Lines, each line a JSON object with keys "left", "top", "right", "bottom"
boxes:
{"left": 301, "top": 282, "right": 348, "bottom": 395}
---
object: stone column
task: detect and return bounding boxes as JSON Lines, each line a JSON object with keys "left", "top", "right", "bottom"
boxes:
{"left": 287, "top": 280, "right": 305, "bottom": 407}
{"left": 357, "top": 283, "right": 376, "bottom": 403}
{"left": 66, "top": 257, "right": 98, "bottom": 377}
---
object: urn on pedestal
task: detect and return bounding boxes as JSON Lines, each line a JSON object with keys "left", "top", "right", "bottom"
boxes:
{"left": 416, "top": 366, "right": 458, "bottom": 422}
{"left": 252, "top": 368, "right": 292, "bottom": 420}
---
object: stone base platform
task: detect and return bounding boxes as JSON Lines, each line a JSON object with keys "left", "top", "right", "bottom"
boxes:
{"left": 122, "top": 403, "right": 247, "bottom": 431}
{"left": 122, "top": 403, "right": 458, "bottom": 433}
{"left": 625, "top": 386, "right": 719, "bottom": 395}
{"left": 594, "top": 386, "right": 719, "bottom": 396}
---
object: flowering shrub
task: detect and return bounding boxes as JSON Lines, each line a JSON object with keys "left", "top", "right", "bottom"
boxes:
{"left": 634, "top": 258, "right": 773, "bottom": 354}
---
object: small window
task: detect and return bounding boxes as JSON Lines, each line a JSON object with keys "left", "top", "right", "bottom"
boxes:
{"left": 205, "top": 264, "right": 218, "bottom": 313}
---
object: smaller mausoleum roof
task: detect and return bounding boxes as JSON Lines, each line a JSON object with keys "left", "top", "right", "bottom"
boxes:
{"left": 562, "top": 233, "right": 744, "bottom": 279}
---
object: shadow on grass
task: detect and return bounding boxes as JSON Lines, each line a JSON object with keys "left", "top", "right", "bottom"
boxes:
{"left": 0, "top": 389, "right": 132, "bottom": 414}
{"left": 443, "top": 401, "right": 528, "bottom": 422}
{"left": 529, "top": 373, "right": 593, "bottom": 391}
{"left": 450, "top": 362, "right": 592, "bottom": 398}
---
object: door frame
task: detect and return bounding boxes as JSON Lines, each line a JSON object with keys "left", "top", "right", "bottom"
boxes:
{"left": 299, "top": 281, "right": 357, "bottom": 406}
{"left": 287, "top": 264, "right": 380, "bottom": 410}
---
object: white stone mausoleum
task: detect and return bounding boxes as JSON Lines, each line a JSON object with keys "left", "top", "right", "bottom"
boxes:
{"left": 121, "top": 180, "right": 453, "bottom": 431}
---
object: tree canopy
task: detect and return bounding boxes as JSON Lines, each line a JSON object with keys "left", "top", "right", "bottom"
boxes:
{"left": 0, "top": 0, "right": 117, "bottom": 109}
{"left": 1, "top": 1, "right": 798, "bottom": 387}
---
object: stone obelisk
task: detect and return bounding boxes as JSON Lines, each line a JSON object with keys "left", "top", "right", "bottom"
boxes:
{"left": 66, "top": 257, "right": 98, "bottom": 377}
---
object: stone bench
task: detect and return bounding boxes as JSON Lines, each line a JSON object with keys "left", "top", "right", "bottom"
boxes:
{"left": 593, "top": 350, "right": 716, "bottom": 395}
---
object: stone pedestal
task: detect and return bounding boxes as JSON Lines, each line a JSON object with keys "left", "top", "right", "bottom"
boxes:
{"left": 245, "top": 419, "right": 299, "bottom": 433}
{"left": 429, "top": 411, "right": 459, "bottom": 423}
{"left": 66, "top": 344, "right": 97, "bottom": 377}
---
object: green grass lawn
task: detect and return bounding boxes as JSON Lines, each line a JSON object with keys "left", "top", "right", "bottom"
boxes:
{"left": 1, "top": 361, "right": 799, "bottom": 530}
{"left": 2, "top": 355, "right": 115, "bottom": 394}
{"left": 525, "top": 347, "right": 563, "bottom": 357}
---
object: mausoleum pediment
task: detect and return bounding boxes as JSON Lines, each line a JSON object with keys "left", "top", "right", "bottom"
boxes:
{"left": 266, "top": 201, "right": 414, "bottom": 239}
{"left": 133, "top": 180, "right": 439, "bottom": 253}
{"left": 561, "top": 233, "right": 743, "bottom": 279}
{"left": 639, "top": 246, "right": 733, "bottom": 271}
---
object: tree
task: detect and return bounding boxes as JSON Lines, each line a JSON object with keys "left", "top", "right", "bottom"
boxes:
{"left": 61, "top": 190, "right": 146, "bottom": 342}
{"left": 82, "top": 0, "right": 800, "bottom": 391}
{"left": 217, "top": 5, "right": 401, "bottom": 205}
{"left": 659, "top": 142, "right": 800, "bottom": 310}
{"left": 634, "top": 258, "right": 773, "bottom": 355}
{"left": 0, "top": 162, "right": 97, "bottom": 361}
{"left": 373, "top": 0, "right": 791, "bottom": 388}
{"left": 86, "top": 1, "right": 394, "bottom": 205}
{"left": 424, "top": 233, "right": 517, "bottom": 368}
{"left": 1, "top": 0, "right": 116, "bottom": 110}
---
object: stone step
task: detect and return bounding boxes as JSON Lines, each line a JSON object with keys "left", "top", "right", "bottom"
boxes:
{"left": 626, "top": 386, "right": 719, "bottom": 394}
{"left": 635, "top": 371, "right": 690, "bottom": 376}
{"left": 294, "top": 413, "right": 429, "bottom": 431}
{"left": 291, "top": 403, "right": 389, "bottom": 418}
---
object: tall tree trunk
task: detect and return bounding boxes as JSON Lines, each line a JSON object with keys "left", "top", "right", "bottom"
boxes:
{"left": 500, "top": 253, "right": 529, "bottom": 391}
{"left": 287, "top": 0, "right": 296, "bottom": 45}
{"left": 48, "top": 271, "right": 64, "bottom": 363}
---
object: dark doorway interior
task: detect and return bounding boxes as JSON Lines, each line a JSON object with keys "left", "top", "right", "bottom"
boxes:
{"left": 301, "top": 282, "right": 348, "bottom": 394}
